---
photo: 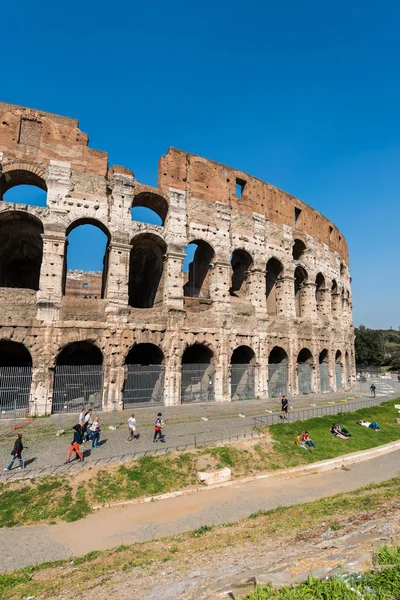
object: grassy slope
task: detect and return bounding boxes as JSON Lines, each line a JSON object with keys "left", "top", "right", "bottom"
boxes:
{"left": 1, "top": 399, "right": 399, "bottom": 527}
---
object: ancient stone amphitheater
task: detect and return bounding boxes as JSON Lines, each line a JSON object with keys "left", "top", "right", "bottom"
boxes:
{"left": 0, "top": 103, "right": 354, "bottom": 415}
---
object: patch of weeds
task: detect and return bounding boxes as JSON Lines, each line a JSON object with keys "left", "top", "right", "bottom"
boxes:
{"left": 0, "top": 573, "right": 32, "bottom": 595}
{"left": 329, "top": 521, "right": 341, "bottom": 531}
{"left": 169, "top": 546, "right": 179, "bottom": 553}
{"left": 73, "top": 550, "right": 103, "bottom": 565}
{"left": 191, "top": 525, "right": 213, "bottom": 537}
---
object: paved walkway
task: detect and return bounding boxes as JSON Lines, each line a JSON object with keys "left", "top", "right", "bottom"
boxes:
{"left": 0, "top": 380, "right": 398, "bottom": 481}
{"left": 0, "top": 445, "right": 399, "bottom": 572}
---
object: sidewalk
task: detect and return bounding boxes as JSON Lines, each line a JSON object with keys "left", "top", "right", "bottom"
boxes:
{"left": 0, "top": 381, "right": 398, "bottom": 482}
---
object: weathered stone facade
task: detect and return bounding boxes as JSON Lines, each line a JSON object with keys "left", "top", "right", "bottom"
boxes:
{"left": 0, "top": 102, "right": 355, "bottom": 414}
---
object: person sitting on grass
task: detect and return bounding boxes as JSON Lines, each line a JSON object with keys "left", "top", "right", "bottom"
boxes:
{"left": 331, "top": 422, "right": 350, "bottom": 440}
{"left": 302, "top": 431, "right": 316, "bottom": 449}
{"left": 357, "top": 419, "right": 380, "bottom": 431}
{"left": 295, "top": 433, "right": 309, "bottom": 451}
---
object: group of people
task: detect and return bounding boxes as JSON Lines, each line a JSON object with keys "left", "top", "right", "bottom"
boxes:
{"left": 295, "top": 431, "right": 316, "bottom": 451}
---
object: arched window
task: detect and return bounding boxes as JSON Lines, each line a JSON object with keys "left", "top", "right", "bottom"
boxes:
{"left": 63, "top": 220, "right": 110, "bottom": 300}
{"left": 131, "top": 192, "right": 168, "bottom": 226}
{"left": 335, "top": 350, "right": 343, "bottom": 391}
{"left": 52, "top": 341, "right": 103, "bottom": 413}
{"left": 0, "top": 212, "right": 43, "bottom": 290}
{"left": 345, "top": 350, "right": 351, "bottom": 387}
{"left": 0, "top": 169, "right": 47, "bottom": 208}
{"left": 230, "top": 249, "right": 253, "bottom": 298}
{"left": 268, "top": 346, "right": 288, "bottom": 397}
{"left": 292, "top": 239, "right": 306, "bottom": 260}
{"left": 319, "top": 349, "right": 330, "bottom": 392}
{"left": 0, "top": 341, "right": 32, "bottom": 416}
{"left": 297, "top": 348, "right": 313, "bottom": 394}
{"left": 129, "top": 233, "right": 166, "bottom": 308}
{"left": 181, "top": 344, "right": 214, "bottom": 403}
{"left": 123, "top": 343, "right": 165, "bottom": 406}
{"left": 183, "top": 240, "right": 214, "bottom": 299}
{"left": 315, "top": 273, "right": 326, "bottom": 315}
{"left": 230, "top": 345, "right": 255, "bottom": 400}
{"left": 266, "top": 258, "right": 283, "bottom": 316}
{"left": 331, "top": 279, "right": 339, "bottom": 317}
{"left": 294, "top": 266, "right": 308, "bottom": 317}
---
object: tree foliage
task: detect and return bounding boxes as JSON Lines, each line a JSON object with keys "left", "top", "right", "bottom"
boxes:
{"left": 355, "top": 326, "right": 400, "bottom": 370}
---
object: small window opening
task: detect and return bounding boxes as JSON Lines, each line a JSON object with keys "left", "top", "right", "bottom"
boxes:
{"left": 329, "top": 226, "right": 333, "bottom": 240}
{"left": 236, "top": 178, "right": 246, "bottom": 198}
{"left": 294, "top": 207, "right": 302, "bottom": 227}
{"left": 83, "top": 283, "right": 88, "bottom": 289}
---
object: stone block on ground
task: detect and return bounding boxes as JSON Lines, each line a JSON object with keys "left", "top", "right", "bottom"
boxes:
{"left": 198, "top": 467, "right": 231, "bottom": 485}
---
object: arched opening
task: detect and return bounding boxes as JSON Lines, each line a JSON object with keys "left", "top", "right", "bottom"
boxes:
{"left": 297, "top": 348, "right": 314, "bottom": 393}
{"left": 129, "top": 233, "right": 166, "bottom": 308}
{"left": 230, "top": 345, "right": 255, "bottom": 400}
{"left": 292, "top": 239, "right": 306, "bottom": 260}
{"left": 131, "top": 192, "right": 168, "bottom": 226}
{"left": 52, "top": 341, "right": 103, "bottom": 413}
{"left": 0, "top": 212, "right": 43, "bottom": 290}
{"left": 123, "top": 343, "right": 165, "bottom": 406}
{"left": 63, "top": 220, "right": 110, "bottom": 300}
{"left": 335, "top": 350, "right": 343, "bottom": 391}
{"left": 0, "top": 341, "right": 32, "bottom": 416}
{"left": 181, "top": 344, "right": 214, "bottom": 403}
{"left": 294, "top": 266, "right": 308, "bottom": 317}
{"left": 345, "top": 350, "right": 351, "bottom": 387}
{"left": 315, "top": 273, "right": 326, "bottom": 315}
{"left": 266, "top": 258, "right": 283, "bottom": 316}
{"left": 331, "top": 279, "right": 339, "bottom": 317}
{"left": 268, "top": 346, "right": 288, "bottom": 397}
{"left": 183, "top": 240, "right": 214, "bottom": 299}
{"left": 230, "top": 249, "right": 253, "bottom": 298}
{"left": 319, "top": 349, "right": 330, "bottom": 392}
{"left": 0, "top": 169, "right": 47, "bottom": 208}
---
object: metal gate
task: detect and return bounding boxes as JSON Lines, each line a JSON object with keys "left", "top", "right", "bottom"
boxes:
{"left": 52, "top": 365, "right": 103, "bottom": 413}
{"left": 231, "top": 364, "right": 255, "bottom": 400}
{"left": 123, "top": 365, "right": 164, "bottom": 407}
{"left": 0, "top": 366, "right": 32, "bottom": 418}
{"left": 319, "top": 363, "right": 330, "bottom": 392}
{"left": 335, "top": 363, "right": 343, "bottom": 391}
{"left": 297, "top": 363, "right": 313, "bottom": 393}
{"left": 268, "top": 364, "right": 287, "bottom": 397}
{"left": 181, "top": 363, "right": 214, "bottom": 403}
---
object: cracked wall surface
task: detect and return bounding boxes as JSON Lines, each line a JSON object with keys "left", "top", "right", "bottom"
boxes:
{"left": 0, "top": 103, "right": 355, "bottom": 414}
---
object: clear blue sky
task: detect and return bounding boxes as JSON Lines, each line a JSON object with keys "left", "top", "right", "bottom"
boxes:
{"left": 3, "top": 0, "right": 400, "bottom": 329}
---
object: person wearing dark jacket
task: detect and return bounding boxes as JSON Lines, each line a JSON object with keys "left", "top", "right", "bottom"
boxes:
{"left": 4, "top": 433, "right": 24, "bottom": 470}
{"left": 66, "top": 424, "right": 84, "bottom": 463}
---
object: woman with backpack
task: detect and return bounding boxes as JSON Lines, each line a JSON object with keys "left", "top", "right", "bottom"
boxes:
{"left": 4, "top": 433, "right": 24, "bottom": 471}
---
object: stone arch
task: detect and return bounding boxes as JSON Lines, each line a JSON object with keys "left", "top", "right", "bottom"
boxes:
{"left": 268, "top": 346, "right": 288, "bottom": 397}
{"left": 131, "top": 191, "right": 168, "bottom": 225}
{"left": 292, "top": 239, "right": 306, "bottom": 260}
{"left": 335, "top": 350, "right": 343, "bottom": 391}
{"left": 294, "top": 265, "right": 308, "bottom": 317}
{"left": 0, "top": 164, "right": 47, "bottom": 207}
{"left": 331, "top": 279, "right": 339, "bottom": 317}
{"left": 0, "top": 211, "right": 44, "bottom": 290}
{"left": 266, "top": 257, "right": 284, "bottom": 316}
{"left": 129, "top": 233, "right": 167, "bottom": 308}
{"left": 63, "top": 218, "right": 111, "bottom": 299}
{"left": 52, "top": 341, "right": 104, "bottom": 413}
{"left": 297, "top": 348, "right": 314, "bottom": 394}
{"left": 183, "top": 239, "right": 215, "bottom": 299}
{"left": 181, "top": 343, "right": 214, "bottom": 403}
{"left": 319, "top": 348, "right": 330, "bottom": 392}
{"left": 230, "top": 249, "right": 253, "bottom": 298}
{"left": 0, "top": 340, "right": 33, "bottom": 415}
{"left": 123, "top": 343, "right": 165, "bottom": 406}
{"left": 230, "top": 345, "right": 255, "bottom": 400}
{"left": 315, "top": 272, "right": 326, "bottom": 315}
{"left": 345, "top": 349, "right": 351, "bottom": 387}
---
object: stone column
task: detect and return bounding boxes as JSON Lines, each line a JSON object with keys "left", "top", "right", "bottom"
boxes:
{"left": 210, "top": 261, "right": 231, "bottom": 307}
{"left": 36, "top": 232, "right": 66, "bottom": 322}
{"left": 163, "top": 251, "right": 185, "bottom": 310}
{"left": 301, "top": 282, "right": 317, "bottom": 319}
{"left": 105, "top": 242, "right": 131, "bottom": 319}
{"left": 30, "top": 366, "right": 52, "bottom": 416}
{"left": 277, "top": 276, "right": 296, "bottom": 318}
{"left": 255, "top": 357, "right": 268, "bottom": 400}
{"left": 317, "top": 287, "right": 331, "bottom": 319}
{"left": 163, "top": 352, "right": 181, "bottom": 406}
{"left": 213, "top": 350, "right": 228, "bottom": 403}
{"left": 247, "top": 267, "right": 267, "bottom": 311}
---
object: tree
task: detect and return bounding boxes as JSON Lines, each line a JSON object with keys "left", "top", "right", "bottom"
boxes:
{"left": 355, "top": 326, "right": 385, "bottom": 365}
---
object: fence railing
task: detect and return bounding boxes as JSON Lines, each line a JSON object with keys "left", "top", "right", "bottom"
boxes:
{"left": 123, "top": 365, "right": 164, "bottom": 407}
{"left": 52, "top": 365, "right": 103, "bottom": 413}
{"left": 0, "top": 366, "right": 32, "bottom": 419}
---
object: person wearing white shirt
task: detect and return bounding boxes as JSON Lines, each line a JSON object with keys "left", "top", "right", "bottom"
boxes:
{"left": 127, "top": 414, "right": 137, "bottom": 442}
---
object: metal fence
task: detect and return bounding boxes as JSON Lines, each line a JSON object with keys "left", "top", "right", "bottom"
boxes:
{"left": 181, "top": 363, "right": 214, "bottom": 403}
{"left": 231, "top": 364, "right": 255, "bottom": 400}
{"left": 335, "top": 363, "right": 343, "bottom": 391}
{"left": 0, "top": 366, "right": 32, "bottom": 418}
{"left": 268, "top": 364, "right": 287, "bottom": 397}
{"left": 297, "top": 363, "right": 313, "bottom": 393}
{"left": 52, "top": 365, "right": 103, "bottom": 413}
{"left": 319, "top": 363, "right": 330, "bottom": 392}
{"left": 123, "top": 365, "right": 164, "bottom": 407}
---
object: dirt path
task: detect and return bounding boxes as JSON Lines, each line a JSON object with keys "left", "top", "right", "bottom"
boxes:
{"left": 1, "top": 447, "right": 399, "bottom": 572}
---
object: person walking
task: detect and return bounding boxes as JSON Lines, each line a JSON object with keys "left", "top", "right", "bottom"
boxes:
{"left": 66, "top": 424, "right": 84, "bottom": 463}
{"left": 370, "top": 384, "right": 376, "bottom": 398}
{"left": 153, "top": 412, "right": 165, "bottom": 442}
{"left": 4, "top": 433, "right": 24, "bottom": 471}
{"left": 281, "top": 395, "right": 289, "bottom": 420}
{"left": 91, "top": 417, "right": 101, "bottom": 448}
{"left": 127, "top": 413, "right": 137, "bottom": 442}
{"left": 82, "top": 409, "right": 93, "bottom": 443}
{"left": 79, "top": 407, "right": 86, "bottom": 428}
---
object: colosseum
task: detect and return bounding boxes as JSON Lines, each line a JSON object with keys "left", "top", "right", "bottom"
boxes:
{"left": 0, "top": 102, "right": 355, "bottom": 416}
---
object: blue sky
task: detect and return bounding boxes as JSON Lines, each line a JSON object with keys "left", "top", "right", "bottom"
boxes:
{"left": 2, "top": 0, "right": 400, "bottom": 329}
